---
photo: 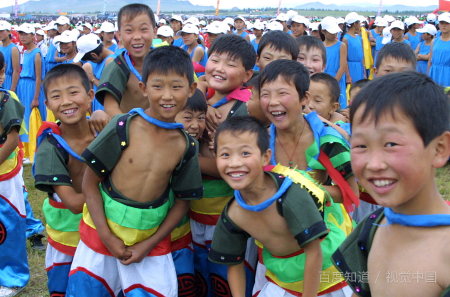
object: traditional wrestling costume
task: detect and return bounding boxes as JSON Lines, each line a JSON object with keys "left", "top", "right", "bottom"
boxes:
{"left": 0, "top": 89, "right": 29, "bottom": 293}
{"left": 33, "top": 122, "right": 85, "bottom": 297}
{"left": 209, "top": 170, "right": 330, "bottom": 297}
{"left": 66, "top": 108, "right": 203, "bottom": 297}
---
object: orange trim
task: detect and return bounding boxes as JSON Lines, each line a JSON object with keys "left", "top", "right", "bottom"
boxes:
{"left": 171, "top": 231, "right": 192, "bottom": 252}
{"left": 48, "top": 198, "right": 68, "bottom": 209}
{"left": 189, "top": 209, "right": 220, "bottom": 225}
{"left": 48, "top": 236, "right": 77, "bottom": 256}
{"left": 79, "top": 219, "right": 171, "bottom": 257}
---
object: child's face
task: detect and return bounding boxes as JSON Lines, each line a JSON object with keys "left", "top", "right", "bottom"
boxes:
{"left": 310, "top": 30, "right": 320, "bottom": 39}
{"left": 260, "top": 76, "right": 308, "bottom": 130}
{"left": 350, "top": 107, "right": 446, "bottom": 211}
{"left": 390, "top": 28, "right": 404, "bottom": 40}
{"left": 208, "top": 33, "right": 222, "bottom": 45}
{"left": 291, "top": 22, "right": 307, "bottom": 37}
{"left": 118, "top": 13, "right": 155, "bottom": 61}
{"left": 0, "top": 30, "right": 9, "bottom": 42}
{"left": 19, "top": 32, "right": 34, "bottom": 45}
{"left": 170, "top": 20, "right": 182, "bottom": 32}
{"left": 422, "top": 32, "right": 433, "bottom": 41}
{"left": 439, "top": 21, "right": 450, "bottom": 33}
{"left": 102, "top": 32, "right": 115, "bottom": 42}
{"left": 234, "top": 20, "right": 245, "bottom": 30}
{"left": 139, "top": 72, "right": 196, "bottom": 123}
{"left": 45, "top": 77, "right": 93, "bottom": 124}
{"left": 324, "top": 30, "right": 337, "bottom": 41}
{"left": 0, "top": 66, "right": 5, "bottom": 87}
{"left": 297, "top": 46, "right": 326, "bottom": 76}
{"left": 181, "top": 32, "right": 197, "bottom": 46}
{"left": 60, "top": 41, "right": 75, "bottom": 54}
{"left": 349, "top": 86, "right": 362, "bottom": 104}
{"left": 157, "top": 35, "right": 173, "bottom": 45}
{"left": 216, "top": 131, "right": 271, "bottom": 191}
{"left": 57, "top": 24, "right": 70, "bottom": 34}
{"left": 256, "top": 45, "right": 293, "bottom": 72}
{"left": 48, "top": 29, "right": 58, "bottom": 38}
{"left": 308, "top": 81, "right": 338, "bottom": 120}
{"left": 374, "top": 57, "right": 415, "bottom": 77}
{"left": 36, "top": 34, "right": 44, "bottom": 42}
{"left": 83, "top": 26, "right": 91, "bottom": 35}
{"left": 175, "top": 109, "right": 206, "bottom": 141}
{"left": 253, "top": 29, "right": 263, "bottom": 38}
{"left": 247, "top": 87, "right": 271, "bottom": 126}
{"left": 205, "top": 52, "right": 253, "bottom": 94}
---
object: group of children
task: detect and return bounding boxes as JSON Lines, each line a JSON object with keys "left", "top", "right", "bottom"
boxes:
{"left": 0, "top": 3, "right": 450, "bottom": 297}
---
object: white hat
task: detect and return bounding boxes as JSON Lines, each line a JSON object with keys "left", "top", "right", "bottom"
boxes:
{"left": 438, "top": 12, "right": 450, "bottom": 24}
{"left": 427, "top": 13, "right": 437, "bottom": 23}
{"left": 383, "top": 15, "right": 396, "bottom": 23}
{"left": 320, "top": 16, "right": 341, "bottom": 34}
{"left": 234, "top": 16, "right": 245, "bottom": 23}
{"left": 43, "top": 21, "right": 57, "bottom": 31}
{"left": 95, "top": 29, "right": 102, "bottom": 34}
{"left": 83, "top": 23, "right": 93, "bottom": 31}
{"left": 170, "top": 15, "right": 183, "bottom": 23}
{"left": 358, "top": 15, "right": 367, "bottom": 23}
{"left": 54, "top": 30, "right": 78, "bottom": 44}
{"left": 36, "top": 29, "right": 45, "bottom": 36}
{"left": 390, "top": 20, "right": 404, "bottom": 30}
{"left": 199, "top": 20, "right": 206, "bottom": 26}
{"left": 276, "top": 13, "right": 289, "bottom": 22}
{"left": 374, "top": 17, "right": 388, "bottom": 27}
{"left": 309, "top": 22, "right": 319, "bottom": 31}
{"left": 159, "top": 19, "right": 167, "bottom": 25}
{"left": 76, "top": 25, "right": 83, "bottom": 31}
{"left": 266, "top": 21, "right": 283, "bottom": 31}
{"left": 336, "top": 17, "right": 345, "bottom": 24}
{"left": 289, "top": 15, "right": 310, "bottom": 27}
{"left": 405, "top": 16, "right": 423, "bottom": 27}
{"left": 55, "top": 16, "right": 70, "bottom": 25}
{"left": 207, "top": 21, "right": 227, "bottom": 34}
{"left": 157, "top": 25, "right": 174, "bottom": 37}
{"left": 73, "top": 33, "right": 101, "bottom": 63}
{"left": 417, "top": 23, "right": 437, "bottom": 35}
{"left": 223, "top": 17, "right": 234, "bottom": 27}
{"left": 381, "top": 27, "right": 392, "bottom": 44}
{"left": 0, "top": 21, "right": 11, "bottom": 31}
{"left": 253, "top": 22, "right": 265, "bottom": 31}
{"left": 176, "top": 23, "right": 199, "bottom": 36}
{"left": 33, "top": 23, "right": 42, "bottom": 29}
{"left": 186, "top": 17, "right": 200, "bottom": 27}
{"left": 100, "top": 22, "right": 115, "bottom": 33}
{"left": 286, "top": 10, "right": 298, "bottom": 19}
{"left": 17, "top": 23, "right": 35, "bottom": 34}
{"left": 345, "top": 12, "right": 360, "bottom": 25}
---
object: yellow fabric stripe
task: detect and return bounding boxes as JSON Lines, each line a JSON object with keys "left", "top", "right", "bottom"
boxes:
{"left": 83, "top": 206, "right": 159, "bottom": 246}
{"left": 190, "top": 195, "right": 232, "bottom": 215}
{"left": 171, "top": 219, "right": 191, "bottom": 241}
{"left": 0, "top": 147, "right": 19, "bottom": 175}
{"left": 266, "top": 263, "right": 344, "bottom": 293}
{"left": 46, "top": 224, "right": 80, "bottom": 247}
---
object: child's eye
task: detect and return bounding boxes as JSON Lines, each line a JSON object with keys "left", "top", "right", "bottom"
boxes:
{"left": 198, "top": 117, "right": 205, "bottom": 121}
{"left": 220, "top": 153, "right": 229, "bottom": 157}
{"left": 51, "top": 95, "right": 59, "bottom": 99}
{"left": 184, "top": 117, "right": 192, "bottom": 120}
{"left": 152, "top": 85, "right": 161, "bottom": 88}
{"left": 228, "top": 64, "right": 235, "bottom": 67}
{"left": 242, "top": 151, "right": 250, "bottom": 156}
{"left": 70, "top": 91, "right": 78, "bottom": 95}
{"left": 385, "top": 142, "right": 398, "bottom": 147}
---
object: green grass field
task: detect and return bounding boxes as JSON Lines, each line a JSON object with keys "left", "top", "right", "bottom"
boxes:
{"left": 17, "top": 163, "right": 450, "bottom": 296}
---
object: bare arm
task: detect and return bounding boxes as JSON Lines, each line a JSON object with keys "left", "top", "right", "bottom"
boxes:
{"left": 322, "top": 175, "right": 359, "bottom": 204}
{"left": 54, "top": 50, "right": 67, "bottom": 63}
{"left": 192, "top": 46, "right": 205, "bottom": 64}
{"left": 368, "top": 30, "right": 376, "bottom": 46}
{"left": 10, "top": 47, "right": 20, "bottom": 92}
{"left": 228, "top": 262, "right": 246, "bottom": 297}
{"left": 199, "top": 156, "right": 221, "bottom": 178}
{"left": 103, "top": 93, "right": 123, "bottom": 118}
{"left": 427, "top": 40, "right": 434, "bottom": 75}
{"left": 302, "top": 238, "right": 323, "bottom": 297}
{"left": 342, "top": 38, "right": 352, "bottom": 85}
{"left": 0, "top": 128, "right": 19, "bottom": 166}
{"left": 31, "top": 53, "right": 42, "bottom": 108}
{"left": 52, "top": 185, "right": 85, "bottom": 214}
{"left": 336, "top": 43, "right": 348, "bottom": 82}
{"left": 414, "top": 43, "right": 420, "bottom": 56}
{"left": 82, "top": 63, "right": 98, "bottom": 87}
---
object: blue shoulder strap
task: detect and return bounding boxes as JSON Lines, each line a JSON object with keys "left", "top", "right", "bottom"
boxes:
{"left": 123, "top": 50, "right": 142, "bottom": 82}
{"left": 384, "top": 207, "right": 450, "bottom": 227}
{"left": 128, "top": 108, "right": 184, "bottom": 130}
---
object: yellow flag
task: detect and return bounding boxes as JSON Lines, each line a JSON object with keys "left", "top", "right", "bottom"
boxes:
{"left": 29, "top": 108, "right": 43, "bottom": 163}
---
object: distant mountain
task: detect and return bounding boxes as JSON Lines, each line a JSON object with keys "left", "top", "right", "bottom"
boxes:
{"left": 1, "top": 0, "right": 215, "bottom": 13}
{"left": 294, "top": 1, "right": 437, "bottom": 12}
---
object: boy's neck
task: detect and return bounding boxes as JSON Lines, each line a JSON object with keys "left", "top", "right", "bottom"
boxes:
{"left": 255, "top": 36, "right": 262, "bottom": 43}
{"left": 209, "top": 88, "right": 238, "bottom": 104}
{"left": 100, "top": 48, "right": 114, "bottom": 61}
{"left": 59, "top": 118, "right": 92, "bottom": 141}
{"left": 104, "top": 40, "right": 113, "bottom": 48}
{"left": 129, "top": 54, "right": 144, "bottom": 71}
{"left": 393, "top": 37, "right": 404, "bottom": 42}
{"left": 2, "top": 38, "right": 11, "bottom": 46}
{"left": 237, "top": 28, "right": 244, "bottom": 34}
{"left": 239, "top": 172, "right": 277, "bottom": 205}
{"left": 66, "top": 50, "right": 76, "bottom": 60}
{"left": 275, "top": 113, "right": 308, "bottom": 140}
{"left": 324, "top": 39, "right": 337, "bottom": 46}
{"left": 26, "top": 43, "right": 36, "bottom": 50}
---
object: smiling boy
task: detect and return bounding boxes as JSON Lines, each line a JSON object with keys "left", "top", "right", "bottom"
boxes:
{"left": 333, "top": 71, "right": 450, "bottom": 297}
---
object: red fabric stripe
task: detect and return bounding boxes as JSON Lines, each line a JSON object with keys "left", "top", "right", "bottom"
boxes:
{"left": 318, "top": 149, "right": 359, "bottom": 213}
{"left": 79, "top": 219, "right": 171, "bottom": 257}
{"left": 0, "top": 193, "right": 26, "bottom": 218}
{"left": 189, "top": 209, "right": 219, "bottom": 225}
{"left": 258, "top": 246, "right": 263, "bottom": 264}
{"left": 68, "top": 267, "right": 115, "bottom": 297}
{"left": 270, "top": 248, "right": 304, "bottom": 259}
{"left": 360, "top": 191, "right": 378, "bottom": 205}
{"left": 171, "top": 231, "right": 192, "bottom": 252}
{"left": 0, "top": 147, "right": 23, "bottom": 181}
{"left": 124, "top": 284, "right": 164, "bottom": 296}
{"left": 48, "top": 198, "right": 68, "bottom": 209}
{"left": 244, "top": 259, "right": 255, "bottom": 274}
{"left": 46, "top": 261, "right": 73, "bottom": 272}
{"left": 192, "top": 241, "right": 206, "bottom": 250}
{"left": 48, "top": 236, "right": 77, "bottom": 256}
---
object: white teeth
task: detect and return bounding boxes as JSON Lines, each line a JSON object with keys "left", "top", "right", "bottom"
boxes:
{"left": 271, "top": 111, "right": 285, "bottom": 117}
{"left": 373, "top": 180, "right": 395, "bottom": 187}
{"left": 230, "top": 173, "right": 245, "bottom": 177}
{"left": 214, "top": 75, "right": 225, "bottom": 80}
{"left": 162, "top": 104, "right": 175, "bottom": 108}
{"left": 62, "top": 109, "right": 76, "bottom": 114}
{"left": 132, "top": 44, "right": 144, "bottom": 48}
{"left": 189, "top": 133, "right": 198, "bottom": 137}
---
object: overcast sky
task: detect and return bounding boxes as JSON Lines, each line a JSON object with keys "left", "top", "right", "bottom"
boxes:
{"left": 0, "top": 0, "right": 439, "bottom": 10}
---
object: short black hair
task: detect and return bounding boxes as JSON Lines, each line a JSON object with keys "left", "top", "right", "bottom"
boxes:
{"left": 184, "top": 89, "right": 207, "bottom": 113}
{"left": 258, "top": 59, "right": 310, "bottom": 99}
{"left": 209, "top": 34, "right": 256, "bottom": 71}
{"left": 350, "top": 78, "right": 371, "bottom": 93}
{"left": 247, "top": 75, "right": 260, "bottom": 89}
{"left": 81, "top": 43, "right": 103, "bottom": 61}
{"left": 375, "top": 42, "right": 417, "bottom": 69}
{"left": 257, "top": 31, "right": 299, "bottom": 60}
{"left": 43, "top": 64, "right": 90, "bottom": 98}
{"left": 310, "top": 72, "right": 340, "bottom": 103}
{"left": 350, "top": 71, "right": 450, "bottom": 147}
{"left": 142, "top": 46, "right": 194, "bottom": 86}
{"left": 295, "top": 35, "right": 327, "bottom": 65}
{"left": 214, "top": 116, "right": 269, "bottom": 154}
{"left": 118, "top": 4, "right": 156, "bottom": 31}
{"left": 0, "top": 51, "right": 4, "bottom": 70}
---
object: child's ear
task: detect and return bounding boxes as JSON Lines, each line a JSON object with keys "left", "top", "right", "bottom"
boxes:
{"left": 301, "top": 91, "right": 311, "bottom": 107}
{"left": 373, "top": 67, "right": 378, "bottom": 77}
{"left": 44, "top": 100, "right": 49, "bottom": 109}
{"left": 330, "top": 101, "right": 339, "bottom": 114}
{"left": 322, "top": 63, "right": 326, "bottom": 72}
{"left": 243, "top": 69, "right": 254, "bottom": 84}
{"left": 87, "top": 89, "right": 95, "bottom": 104}
{"left": 432, "top": 131, "right": 450, "bottom": 168}
{"left": 255, "top": 55, "right": 260, "bottom": 68}
{"left": 188, "top": 81, "right": 197, "bottom": 98}
{"left": 138, "top": 81, "right": 148, "bottom": 97}
{"left": 262, "top": 148, "right": 272, "bottom": 166}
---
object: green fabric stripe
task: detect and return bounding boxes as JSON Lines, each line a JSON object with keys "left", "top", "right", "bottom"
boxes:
{"left": 42, "top": 198, "right": 82, "bottom": 232}
{"left": 319, "top": 135, "right": 349, "bottom": 150}
{"left": 329, "top": 151, "right": 351, "bottom": 168}
{"left": 0, "top": 147, "right": 16, "bottom": 160}
{"left": 203, "top": 179, "right": 234, "bottom": 198}
{"left": 101, "top": 186, "right": 170, "bottom": 230}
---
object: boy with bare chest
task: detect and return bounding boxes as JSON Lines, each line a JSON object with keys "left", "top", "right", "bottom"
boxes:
{"left": 66, "top": 46, "right": 202, "bottom": 297}
{"left": 333, "top": 71, "right": 450, "bottom": 297}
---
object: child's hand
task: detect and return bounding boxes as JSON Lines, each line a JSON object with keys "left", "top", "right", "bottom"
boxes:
{"left": 88, "top": 110, "right": 110, "bottom": 136}
{"left": 206, "top": 105, "right": 222, "bottom": 133}
{"left": 31, "top": 99, "right": 39, "bottom": 109}
{"left": 340, "top": 108, "right": 350, "bottom": 123}
{"left": 103, "top": 234, "right": 132, "bottom": 261}
{"left": 120, "top": 239, "right": 154, "bottom": 266}
{"left": 208, "top": 132, "right": 216, "bottom": 157}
